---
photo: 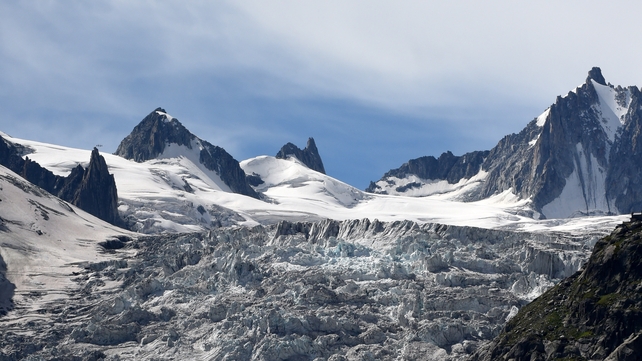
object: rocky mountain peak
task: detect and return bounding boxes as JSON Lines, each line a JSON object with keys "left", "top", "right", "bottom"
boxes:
{"left": 276, "top": 137, "right": 326, "bottom": 174}
{"left": 115, "top": 108, "right": 193, "bottom": 162}
{"left": 368, "top": 67, "right": 642, "bottom": 218}
{"left": 0, "top": 137, "right": 123, "bottom": 226}
{"left": 115, "top": 109, "right": 259, "bottom": 199}
{"left": 587, "top": 66, "right": 607, "bottom": 86}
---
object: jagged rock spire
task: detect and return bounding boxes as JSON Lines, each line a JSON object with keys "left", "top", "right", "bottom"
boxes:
{"left": 587, "top": 66, "right": 606, "bottom": 85}
{"left": 276, "top": 137, "right": 326, "bottom": 174}
{"left": 71, "top": 148, "right": 121, "bottom": 226}
{"left": 0, "top": 137, "right": 123, "bottom": 226}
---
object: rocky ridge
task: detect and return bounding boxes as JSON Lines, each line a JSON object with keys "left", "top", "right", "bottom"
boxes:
{"left": 368, "top": 68, "right": 642, "bottom": 219}
{"left": 365, "top": 151, "right": 488, "bottom": 194}
{"left": 0, "top": 136, "right": 122, "bottom": 226}
{"left": 470, "top": 219, "right": 642, "bottom": 361}
{"left": 276, "top": 137, "right": 326, "bottom": 174}
{"left": 0, "top": 219, "right": 606, "bottom": 360}
{"left": 115, "top": 108, "right": 258, "bottom": 199}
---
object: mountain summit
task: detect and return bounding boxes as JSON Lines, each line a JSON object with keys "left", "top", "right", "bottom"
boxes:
{"left": 115, "top": 108, "right": 258, "bottom": 199}
{"left": 369, "top": 67, "right": 642, "bottom": 219}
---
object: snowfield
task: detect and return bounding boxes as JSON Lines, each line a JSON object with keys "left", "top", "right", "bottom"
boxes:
{"left": 3, "top": 134, "right": 628, "bottom": 235}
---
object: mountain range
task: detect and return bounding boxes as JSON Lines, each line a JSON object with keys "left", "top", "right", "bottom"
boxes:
{"left": 0, "top": 67, "right": 640, "bottom": 360}
{"left": 0, "top": 68, "right": 638, "bottom": 231}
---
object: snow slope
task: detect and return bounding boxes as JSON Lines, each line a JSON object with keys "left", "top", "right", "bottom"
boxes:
{"left": 0, "top": 164, "right": 132, "bottom": 321}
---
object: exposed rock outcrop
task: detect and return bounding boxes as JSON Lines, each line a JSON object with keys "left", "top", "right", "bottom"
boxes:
{"left": 115, "top": 108, "right": 258, "bottom": 198}
{"left": 470, "top": 219, "right": 642, "bottom": 361}
{"left": 276, "top": 137, "right": 326, "bottom": 174}
{"left": 0, "top": 137, "right": 122, "bottom": 226}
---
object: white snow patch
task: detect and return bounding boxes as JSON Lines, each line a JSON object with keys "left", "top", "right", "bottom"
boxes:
{"left": 155, "top": 110, "right": 174, "bottom": 122}
{"left": 371, "top": 171, "right": 488, "bottom": 200}
{"left": 505, "top": 306, "right": 519, "bottom": 322}
{"left": 541, "top": 168, "right": 587, "bottom": 219}
{"left": 541, "top": 143, "right": 611, "bottom": 219}
{"left": 156, "top": 139, "right": 232, "bottom": 193}
{"left": 535, "top": 108, "right": 550, "bottom": 127}
{"left": 591, "top": 79, "right": 630, "bottom": 142}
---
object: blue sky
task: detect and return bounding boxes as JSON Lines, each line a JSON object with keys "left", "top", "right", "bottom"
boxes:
{"left": 3, "top": 1, "right": 642, "bottom": 189}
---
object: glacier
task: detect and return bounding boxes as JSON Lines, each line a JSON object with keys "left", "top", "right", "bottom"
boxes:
{"left": 0, "top": 208, "right": 613, "bottom": 360}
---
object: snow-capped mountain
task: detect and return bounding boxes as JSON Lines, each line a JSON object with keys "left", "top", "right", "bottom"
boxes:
{"left": 115, "top": 108, "right": 259, "bottom": 199}
{"left": 368, "top": 67, "right": 642, "bottom": 219}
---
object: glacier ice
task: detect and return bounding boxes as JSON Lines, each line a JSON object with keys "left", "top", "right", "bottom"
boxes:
{"left": 0, "top": 218, "right": 606, "bottom": 360}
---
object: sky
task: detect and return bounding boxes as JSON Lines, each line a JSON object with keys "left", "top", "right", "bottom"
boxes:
{"left": 2, "top": 1, "right": 642, "bottom": 189}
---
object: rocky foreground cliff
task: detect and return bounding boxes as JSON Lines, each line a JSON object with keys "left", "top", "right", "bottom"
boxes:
{"left": 470, "top": 219, "right": 642, "bottom": 361}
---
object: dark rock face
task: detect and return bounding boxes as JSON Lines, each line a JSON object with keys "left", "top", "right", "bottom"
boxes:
{"left": 369, "top": 67, "right": 642, "bottom": 218}
{"left": 588, "top": 66, "right": 607, "bottom": 85}
{"left": 115, "top": 108, "right": 258, "bottom": 198}
{"left": 0, "top": 137, "right": 122, "bottom": 226}
{"left": 605, "top": 88, "right": 642, "bottom": 213}
{"left": 198, "top": 142, "right": 258, "bottom": 198}
{"left": 276, "top": 137, "right": 326, "bottom": 174}
{"left": 470, "top": 220, "right": 642, "bottom": 361}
